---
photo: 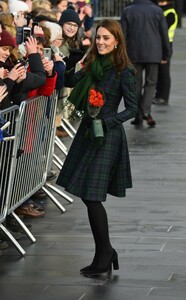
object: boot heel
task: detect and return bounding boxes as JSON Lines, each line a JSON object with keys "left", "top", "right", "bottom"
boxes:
{"left": 112, "top": 252, "right": 119, "bottom": 270}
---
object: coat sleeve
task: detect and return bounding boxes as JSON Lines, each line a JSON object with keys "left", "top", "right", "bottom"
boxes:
{"left": 159, "top": 12, "right": 171, "bottom": 60}
{"left": 102, "top": 68, "right": 137, "bottom": 131}
{"left": 18, "top": 53, "right": 46, "bottom": 92}
{"left": 37, "top": 72, "right": 57, "bottom": 96}
{"left": 54, "top": 61, "right": 66, "bottom": 90}
{"left": 0, "top": 78, "right": 13, "bottom": 110}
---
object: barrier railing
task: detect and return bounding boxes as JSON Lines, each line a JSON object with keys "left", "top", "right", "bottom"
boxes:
{"left": 0, "top": 105, "right": 19, "bottom": 223}
{"left": 94, "top": 0, "right": 130, "bottom": 20}
{"left": 0, "top": 92, "right": 74, "bottom": 255}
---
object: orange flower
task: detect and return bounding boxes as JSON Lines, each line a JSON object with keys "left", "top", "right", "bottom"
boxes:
{"left": 88, "top": 88, "right": 105, "bottom": 108}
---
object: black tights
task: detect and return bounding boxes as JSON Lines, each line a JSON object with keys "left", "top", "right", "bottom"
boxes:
{"left": 82, "top": 199, "right": 113, "bottom": 268}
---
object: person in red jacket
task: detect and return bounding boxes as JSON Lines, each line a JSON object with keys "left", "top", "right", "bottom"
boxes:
{"left": 28, "top": 36, "right": 57, "bottom": 98}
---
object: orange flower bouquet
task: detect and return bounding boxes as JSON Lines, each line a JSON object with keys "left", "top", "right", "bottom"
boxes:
{"left": 87, "top": 88, "right": 106, "bottom": 146}
{"left": 88, "top": 88, "right": 105, "bottom": 117}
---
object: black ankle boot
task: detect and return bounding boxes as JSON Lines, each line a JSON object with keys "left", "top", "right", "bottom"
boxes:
{"left": 80, "top": 252, "right": 99, "bottom": 274}
{"left": 80, "top": 264, "right": 96, "bottom": 274}
{"left": 84, "top": 250, "right": 119, "bottom": 276}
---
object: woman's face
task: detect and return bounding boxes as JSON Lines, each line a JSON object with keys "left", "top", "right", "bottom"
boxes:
{"left": 63, "top": 22, "right": 78, "bottom": 38}
{"left": 57, "top": 0, "right": 68, "bottom": 12}
{"left": 52, "top": 35, "right": 63, "bottom": 48}
{"left": 0, "top": 46, "right": 11, "bottom": 62}
{"left": 96, "top": 27, "right": 118, "bottom": 55}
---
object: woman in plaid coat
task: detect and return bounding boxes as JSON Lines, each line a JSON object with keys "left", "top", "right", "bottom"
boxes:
{"left": 56, "top": 19, "right": 137, "bottom": 276}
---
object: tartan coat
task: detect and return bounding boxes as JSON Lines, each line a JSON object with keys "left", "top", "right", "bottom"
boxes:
{"left": 56, "top": 66, "right": 137, "bottom": 202}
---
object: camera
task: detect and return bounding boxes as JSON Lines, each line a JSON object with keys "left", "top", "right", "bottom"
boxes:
{"left": 16, "top": 59, "right": 29, "bottom": 69}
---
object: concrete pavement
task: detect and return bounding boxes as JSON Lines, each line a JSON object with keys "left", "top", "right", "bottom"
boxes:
{"left": 0, "top": 20, "right": 186, "bottom": 300}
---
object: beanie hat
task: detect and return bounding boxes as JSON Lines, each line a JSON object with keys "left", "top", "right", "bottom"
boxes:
{"left": 0, "top": 30, "right": 16, "bottom": 48}
{"left": 9, "top": 0, "right": 29, "bottom": 14}
{"left": 58, "top": 8, "right": 81, "bottom": 26}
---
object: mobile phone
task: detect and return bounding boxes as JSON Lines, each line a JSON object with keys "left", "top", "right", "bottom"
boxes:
{"left": 32, "top": 21, "right": 39, "bottom": 34}
{"left": 43, "top": 48, "right": 52, "bottom": 61}
{"left": 22, "top": 27, "right": 31, "bottom": 43}
{"left": 50, "top": 44, "right": 65, "bottom": 59}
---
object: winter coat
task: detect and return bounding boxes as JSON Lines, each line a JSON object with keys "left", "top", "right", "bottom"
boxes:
{"left": 11, "top": 53, "right": 46, "bottom": 105}
{"left": 28, "top": 71, "right": 57, "bottom": 98}
{"left": 56, "top": 66, "right": 137, "bottom": 202}
{"left": 120, "top": 0, "right": 171, "bottom": 63}
{"left": 0, "top": 77, "right": 15, "bottom": 110}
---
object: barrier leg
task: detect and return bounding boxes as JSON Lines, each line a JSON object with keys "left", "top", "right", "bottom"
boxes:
{"left": 55, "top": 136, "right": 67, "bottom": 151}
{"left": 45, "top": 182, "right": 73, "bottom": 203}
{"left": 42, "top": 186, "right": 66, "bottom": 213}
{"left": 62, "top": 118, "right": 77, "bottom": 134}
{"left": 61, "top": 121, "right": 74, "bottom": 139}
{"left": 11, "top": 212, "right": 36, "bottom": 243}
{"left": 0, "top": 223, "right": 26, "bottom": 256}
{"left": 53, "top": 153, "right": 63, "bottom": 168}
{"left": 55, "top": 138, "right": 68, "bottom": 156}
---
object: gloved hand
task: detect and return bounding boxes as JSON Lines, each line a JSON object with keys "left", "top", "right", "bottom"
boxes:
{"left": 64, "top": 48, "right": 85, "bottom": 70}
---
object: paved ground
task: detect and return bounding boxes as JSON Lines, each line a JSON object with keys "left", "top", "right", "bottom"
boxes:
{"left": 0, "top": 22, "right": 186, "bottom": 300}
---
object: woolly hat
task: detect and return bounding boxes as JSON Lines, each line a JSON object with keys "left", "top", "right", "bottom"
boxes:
{"left": 0, "top": 30, "right": 16, "bottom": 48}
{"left": 9, "top": 0, "right": 29, "bottom": 14}
{"left": 58, "top": 8, "right": 81, "bottom": 26}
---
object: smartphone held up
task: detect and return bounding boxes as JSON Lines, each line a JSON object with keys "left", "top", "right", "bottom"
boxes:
{"left": 43, "top": 48, "right": 52, "bottom": 61}
{"left": 22, "top": 27, "right": 31, "bottom": 43}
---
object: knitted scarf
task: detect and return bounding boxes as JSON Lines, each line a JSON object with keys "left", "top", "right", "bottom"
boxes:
{"left": 67, "top": 54, "right": 113, "bottom": 112}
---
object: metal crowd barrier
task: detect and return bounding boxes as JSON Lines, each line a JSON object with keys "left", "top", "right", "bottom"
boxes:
{"left": 0, "top": 105, "right": 19, "bottom": 224}
{"left": 94, "top": 0, "right": 131, "bottom": 20}
{"left": 0, "top": 92, "right": 73, "bottom": 255}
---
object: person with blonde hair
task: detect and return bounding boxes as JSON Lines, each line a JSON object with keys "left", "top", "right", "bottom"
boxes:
{"left": 0, "top": 13, "right": 16, "bottom": 38}
{"left": 32, "top": 0, "right": 52, "bottom": 11}
{"left": 0, "top": 1, "right": 8, "bottom": 12}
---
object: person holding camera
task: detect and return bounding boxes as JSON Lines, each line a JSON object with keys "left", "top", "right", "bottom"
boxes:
{"left": 0, "top": 29, "right": 28, "bottom": 109}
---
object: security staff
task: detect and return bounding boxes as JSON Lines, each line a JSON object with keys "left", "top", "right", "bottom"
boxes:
{"left": 153, "top": 1, "right": 178, "bottom": 105}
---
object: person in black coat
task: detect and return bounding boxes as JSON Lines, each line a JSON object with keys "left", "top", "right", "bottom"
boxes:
{"left": 121, "top": 0, "right": 170, "bottom": 126}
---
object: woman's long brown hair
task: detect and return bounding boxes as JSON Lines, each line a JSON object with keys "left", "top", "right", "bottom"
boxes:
{"left": 84, "top": 19, "right": 133, "bottom": 73}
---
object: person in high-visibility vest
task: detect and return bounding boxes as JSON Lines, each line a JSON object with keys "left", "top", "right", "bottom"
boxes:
{"left": 153, "top": 1, "right": 178, "bottom": 105}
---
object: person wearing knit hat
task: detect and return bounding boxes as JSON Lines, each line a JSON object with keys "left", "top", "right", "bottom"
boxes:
{"left": 8, "top": 0, "right": 29, "bottom": 14}
{"left": 0, "top": 29, "right": 16, "bottom": 49}
{"left": 58, "top": 7, "right": 81, "bottom": 26}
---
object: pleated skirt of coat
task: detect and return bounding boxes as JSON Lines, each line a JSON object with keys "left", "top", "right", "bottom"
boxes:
{"left": 56, "top": 119, "right": 132, "bottom": 202}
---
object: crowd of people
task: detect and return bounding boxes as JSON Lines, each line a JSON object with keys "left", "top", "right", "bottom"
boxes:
{"left": 0, "top": 0, "right": 180, "bottom": 276}
{"left": 0, "top": 0, "right": 95, "bottom": 253}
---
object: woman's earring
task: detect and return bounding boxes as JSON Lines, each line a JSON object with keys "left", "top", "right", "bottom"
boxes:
{"left": 115, "top": 44, "right": 117, "bottom": 49}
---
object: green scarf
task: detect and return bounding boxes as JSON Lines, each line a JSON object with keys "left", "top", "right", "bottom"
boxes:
{"left": 67, "top": 55, "right": 113, "bottom": 112}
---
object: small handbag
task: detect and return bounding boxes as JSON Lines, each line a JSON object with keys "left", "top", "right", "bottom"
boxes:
{"left": 90, "top": 118, "right": 104, "bottom": 147}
